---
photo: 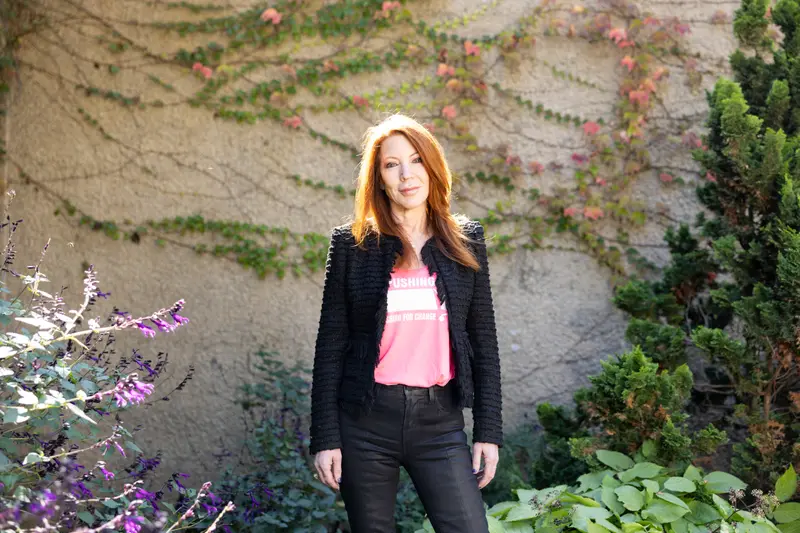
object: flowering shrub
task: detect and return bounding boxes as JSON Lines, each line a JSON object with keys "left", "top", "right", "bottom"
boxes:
{"left": 0, "top": 211, "right": 233, "bottom": 531}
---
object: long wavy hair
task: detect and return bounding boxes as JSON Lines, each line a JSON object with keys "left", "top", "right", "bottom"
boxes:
{"left": 351, "top": 114, "right": 480, "bottom": 271}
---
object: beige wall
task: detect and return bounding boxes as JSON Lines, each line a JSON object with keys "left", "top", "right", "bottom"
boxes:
{"left": 5, "top": 0, "right": 737, "bottom": 483}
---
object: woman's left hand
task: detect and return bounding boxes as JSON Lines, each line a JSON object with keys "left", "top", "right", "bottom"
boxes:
{"left": 472, "top": 442, "right": 499, "bottom": 489}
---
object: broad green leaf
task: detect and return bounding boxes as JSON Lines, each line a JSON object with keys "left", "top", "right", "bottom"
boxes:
{"left": 776, "top": 466, "right": 797, "bottom": 503}
{"left": 589, "top": 521, "right": 612, "bottom": 533}
{"left": 506, "top": 503, "right": 541, "bottom": 522}
{"left": 578, "top": 470, "right": 614, "bottom": 492}
{"left": 687, "top": 501, "right": 721, "bottom": 524}
{"left": 774, "top": 504, "right": 800, "bottom": 524}
{"left": 620, "top": 514, "right": 640, "bottom": 524}
{"left": 125, "top": 441, "right": 143, "bottom": 453}
{"left": 622, "top": 523, "right": 646, "bottom": 533}
{"left": 17, "top": 389, "right": 38, "bottom": 405}
{"left": 619, "top": 463, "right": 663, "bottom": 482}
{"left": 665, "top": 477, "right": 696, "bottom": 493}
{"left": 671, "top": 518, "right": 689, "bottom": 533}
{"left": 703, "top": 472, "right": 747, "bottom": 494}
{"left": 65, "top": 402, "right": 96, "bottom": 425}
{"left": 642, "top": 479, "right": 660, "bottom": 499}
{"left": 77, "top": 512, "right": 95, "bottom": 525}
{"left": 596, "top": 517, "right": 623, "bottom": 533}
{"left": 641, "top": 440, "right": 656, "bottom": 459}
{"left": 16, "top": 317, "right": 57, "bottom": 330}
{"left": 563, "top": 492, "right": 603, "bottom": 507}
{"left": 713, "top": 494, "right": 734, "bottom": 517}
{"left": 615, "top": 486, "right": 645, "bottom": 511}
{"left": 503, "top": 522, "right": 534, "bottom": 533}
{"left": 0, "top": 450, "right": 10, "bottom": 472}
{"left": 597, "top": 450, "right": 635, "bottom": 471}
{"left": 777, "top": 521, "right": 800, "bottom": 533}
{"left": 572, "top": 505, "right": 614, "bottom": 532}
{"left": 23, "top": 452, "right": 44, "bottom": 465}
{"left": 488, "top": 501, "right": 517, "bottom": 518}
{"left": 657, "top": 492, "right": 690, "bottom": 511}
{"left": 641, "top": 500, "right": 691, "bottom": 523}
{"left": 603, "top": 475, "right": 622, "bottom": 488}
{"left": 516, "top": 489, "right": 537, "bottom": 503}
{"left": 603, "top": 485, "right": 626, "bottom": 515}
{"left": 0, "top": 346, "right": 15, "bottom": 359}
{"left": 684, "top": 465, "right": 703, "bottom": 482}
{"left": 487, "top": 515, "right": 505, "bottom": 533}
{"left": 0, "top": 368, "right": 12, "bottom": 377}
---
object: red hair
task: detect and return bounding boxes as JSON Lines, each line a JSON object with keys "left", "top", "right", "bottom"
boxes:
{"left": 351, "top": 114, "right": 480, "bottom": 271}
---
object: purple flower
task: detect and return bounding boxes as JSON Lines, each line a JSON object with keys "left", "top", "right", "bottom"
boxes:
{"left": 208, "top": 491, "right": 222, "bottom": 506}
{"left": 114, "top": 441, "right": 126, "bottom": 458}
{"left": 136, "top": 322, "right": 156, "bottom": 338}
{"left": 72, "top": 481, "right": 93, "bottom": 499}
{"left": 123, "top": 515, "right": 144, "bottom": 533}
{"left": 170, "top": 312, "right": 189, "bottom": 326}
{"left": 100, "top": 466, "right": 115, "bottom": 480}
{"left": 97, "top": 290, "right": 111, "bottom": 299}
{"left": 28, "top": 489, "right": 58, "bottom": 517}
{"left": 151, "top": 318, "right": 174, "bottom": 332}
{"left": 134, "top": 488, "right": 159, "bottom": 512}
{"left": 201, "top": 502, "right": 218, "bottom": 515}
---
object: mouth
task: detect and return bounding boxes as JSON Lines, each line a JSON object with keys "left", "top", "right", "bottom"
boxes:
{"left": 399, "top": 186, "right": 420, "bottom": 195}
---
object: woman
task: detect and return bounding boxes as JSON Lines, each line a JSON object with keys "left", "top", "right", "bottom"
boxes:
{"left": 310, "top": 114, "right": 502, "bottom": 533}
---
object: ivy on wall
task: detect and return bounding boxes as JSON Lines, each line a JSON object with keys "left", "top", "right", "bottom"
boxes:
{"left": 3, "top": 0, "right": 725, "bottom": 282}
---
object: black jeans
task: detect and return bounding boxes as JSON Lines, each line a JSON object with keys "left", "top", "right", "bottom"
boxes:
{"left": 338, "top": 382, "right": 489, "bottom": 533}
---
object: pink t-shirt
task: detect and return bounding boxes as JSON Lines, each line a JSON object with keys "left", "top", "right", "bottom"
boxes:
{"left": 374, "top": 265, "right": 455, "bottom": 387}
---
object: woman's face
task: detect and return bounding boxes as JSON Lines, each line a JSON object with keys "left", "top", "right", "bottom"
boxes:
{"left": 378, "top": 134, "right": 430, "bottom": 214}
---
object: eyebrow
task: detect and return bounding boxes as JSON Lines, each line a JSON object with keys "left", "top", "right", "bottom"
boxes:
{"left": 383, "top": 152, "right": 419, "bottom": 161}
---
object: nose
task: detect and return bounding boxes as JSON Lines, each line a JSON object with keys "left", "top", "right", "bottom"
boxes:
{"left": 400, "top": 161, "right": 411, "bottom": 179}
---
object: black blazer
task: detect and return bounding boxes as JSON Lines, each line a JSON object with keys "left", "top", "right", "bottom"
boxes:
{"left": 309, "top": 218, "right": 502, "bottom": 454}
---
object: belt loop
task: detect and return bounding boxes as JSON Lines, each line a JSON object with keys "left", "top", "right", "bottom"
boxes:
{"left": 428, "top": 387, "right": 434, "bottom": 403}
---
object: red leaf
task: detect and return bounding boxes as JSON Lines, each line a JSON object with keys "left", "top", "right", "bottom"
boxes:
{"left": 582, "top": 121, "right": 601, "bottom": 136}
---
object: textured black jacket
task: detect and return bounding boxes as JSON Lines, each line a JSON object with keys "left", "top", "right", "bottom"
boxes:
{"left": 309, "top": 219, "right": 502, "bottom": 454}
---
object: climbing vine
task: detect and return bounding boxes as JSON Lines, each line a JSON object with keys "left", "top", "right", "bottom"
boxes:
{"left": 7, "top": 0, "right": 724, "bottom": 283}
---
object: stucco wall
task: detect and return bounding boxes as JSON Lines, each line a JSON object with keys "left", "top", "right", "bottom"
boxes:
{"left": 5, "top": 0, "right": 739, "bottom": 483}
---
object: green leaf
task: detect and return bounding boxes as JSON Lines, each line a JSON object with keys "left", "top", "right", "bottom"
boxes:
{"left": 657, "top": 492, "right": 690, "bottom": 511}
{"left": 572, "top": 505, "right": 615, "bottom": 532}
{"left": 665, "top": 477, "right": 696, "bottom": 493}
{"left": 713, "top": 494, "right": 734, "bottom": 517}
{"left": 17, "top": 389, "right": 38, "bottom": 405}
{"left": 596, "top": 450, "right": 635, "bottom": 471}
{"left": 77, "top": 511, "right": 95, "bottom": 525}
{"left": 487, "top": 515, "right": 506, "bottom": 533}
{"left": 687, "top": 501, "right": 721, "bottom": 524}
{"left": 671, "top": 518, "right": 689, "bottom": 533}
{"left": 23, "top": 452, "right": 44, "bottom": 465}
{"left": 776, "top": 466, "right": 797, "bottom": 503}
{"left": 774, "top": 504, "right": 800, "bottom": 524}
{"left": 622, "top": 523, "right": 646, "bottom": 533}
{"left": 65, "top": 402, "right": 96, "bottom": 424}
{"left": 603, "top": 485, "right": 626, "bottom": 515}
{"left": 703, "top": 472, "right": 747, "bottom": 494}
{"left": 579, "top": 470, "right": 615, "bottom": 492}
{"left": 589, "top": 521, "right": 612, "bottom": 533}
{"left": 642, "top": 479, "right": 660, "bottom": 497}
{"left": 619, "top": 462, "right": 663, "bottom": 482}
{"left": 125, "top": 441, "right": 143, "bottom": 454}
{"left": 0, "top": 450, "right": 10, "bottom": 472}
{"left": 615, "top": 486, "right": 645, "bottom": 511}
{"left": 503, "top": 522, "right": 535, "bottom": 533}
{"left": 596, "top": 518, "right": 623, "bottom": 533}
{"left": 684, "top": 465, "right": 703, "bottom": 482}
{"left": 563, "top": 492, "right": 603, "bottom": 507}
{"left": 642, "top": 500, "right": 691, "bottom": 523}
{"left": 488, "top": 501, "right": 516, "bottom": 518}
{"left": 516, "top": 489, "right": 537, "bottom": 503}
{"left": 777, "top": 521, "right": 800, "bottom": 533}
{"left": 506, "top": 503, "right": 541, "bottom": 522}
{"left": 641, "top": 440, "right": 656, "bottom": 458}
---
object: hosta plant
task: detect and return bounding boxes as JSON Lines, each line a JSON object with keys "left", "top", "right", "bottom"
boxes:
{"left": 450, "top": 450, "right": 798, "bottom": 533}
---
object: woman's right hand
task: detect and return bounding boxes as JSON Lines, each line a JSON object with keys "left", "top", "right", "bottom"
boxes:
{"left": 314, "top": 448, "right": 342, "bottom": 491}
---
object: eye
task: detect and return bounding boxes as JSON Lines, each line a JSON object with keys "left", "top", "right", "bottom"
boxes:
{"left": 385, "top": 161, "right": 397, "bottom": 168}
{"left": 413, "top": 157, "right": 423, "bottom": 164}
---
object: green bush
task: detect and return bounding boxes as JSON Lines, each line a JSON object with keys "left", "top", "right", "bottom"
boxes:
{"left": 612, "top": 0, "right": 800, "bottom": 490}
{"left": 419, "top": 451, "right": 798, "bottom": 533}
{"left": 197, "top": 351, "right": 427, "bottom": 533}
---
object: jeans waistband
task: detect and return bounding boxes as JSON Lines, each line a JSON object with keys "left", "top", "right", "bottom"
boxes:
{"left": 374, "top": 381, "right": 454, "bottom": 401}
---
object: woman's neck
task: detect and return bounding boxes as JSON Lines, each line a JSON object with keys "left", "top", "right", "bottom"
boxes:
{"left": 391, "top": 205, "right": 429, "bottom": 240}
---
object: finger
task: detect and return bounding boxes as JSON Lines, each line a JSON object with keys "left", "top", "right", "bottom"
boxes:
{"left": 472, "top": 444, "right": 482, "bottom": 474}
{"left": 333, "top": 454, "right": 342, "bottom": 491}
{"left": 321, "top": 458, "right": 337, "bottom": 490}
{"left": 479, "top": 460, "right": 497, "bottom": 489}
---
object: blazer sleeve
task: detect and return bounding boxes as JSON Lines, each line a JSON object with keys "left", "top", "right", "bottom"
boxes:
{"left": 466, "top": 222, "right": 503, "bottom": 447}
{"left": 309, "top": 226, "right": 349, "bottom": 454}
